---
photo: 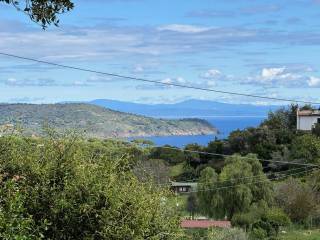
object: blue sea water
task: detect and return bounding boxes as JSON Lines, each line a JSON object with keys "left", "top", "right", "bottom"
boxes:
{"left": 130, "top": 116, "right": 266, "bottom": 148}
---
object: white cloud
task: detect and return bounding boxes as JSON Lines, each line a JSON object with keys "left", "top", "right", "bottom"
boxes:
{"left": 136, "top": 75, "right": 218, "bottom": 90}
{"left": 132, "top": 65, "right": 144, "bottom": 73}
{"left": 206, "top": 80, "right": 216, "bottom": 87}
{"left": 161, "top": 78, "right": 173, "bottom": 84}
{"left": 246, "top": 67, "right": 306, "bottom": 87}
{"left": 87, "top": 75, "right": 118, "bottom": 83}
{"left": 157, "top": 24, "right": 211, "bottom": 33}
{"left": 176, "top": 77, "right": 187, "bottom": 84}
{"left": 307, "top": 76, "right": 320, "bottom": 87}
{"left": 261, "top": 67, "right": 286, "bottom": 79}
{"left": 160, "top": 77, "right": 186, "bottom": 85}
{"left": 6, "top": 78, "right": 18, "bottom": 85}
{"left": 72, "top": 81, "right": 89, "bottom": 86}
{"left": 5, "top": 77, "right": 56, "bottom": 86}
{"left": 200, "top": 69, "right": 222, "bottom": 79}
{"left": 199, "top": 69, "right": 232, "bottom": 86}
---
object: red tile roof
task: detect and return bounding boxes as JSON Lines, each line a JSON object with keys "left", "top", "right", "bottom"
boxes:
{"left": 181, "top": 220, "right": 231, "bottom": 229}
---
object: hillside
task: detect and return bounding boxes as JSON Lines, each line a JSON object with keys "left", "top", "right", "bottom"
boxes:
{"left": 0, "top": 103, "right": 217, "bottom": 138}
{"left": 90, "top": 99, "right": 280, "bottom": 118}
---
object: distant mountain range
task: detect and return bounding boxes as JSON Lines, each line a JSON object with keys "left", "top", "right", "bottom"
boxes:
{"left": 89, "top": 99, "right": 281, "bottom": 118}
{"left": 0, "top": 103, "right": 216, "bottom": 138}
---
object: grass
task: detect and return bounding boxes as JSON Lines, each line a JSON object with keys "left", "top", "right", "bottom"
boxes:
{"left": 279, "top": 229, "right": 320, "bottom": 240}
{"left": 167, "top": 194, "right": 189, "bottom": 215}
{"left": 169, "top": 163, "right": 185, "bottom": 177}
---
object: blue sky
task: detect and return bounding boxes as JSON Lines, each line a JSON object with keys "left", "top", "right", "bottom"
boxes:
{"left": 0, "top": 0, "right": 320, "bottom": 104}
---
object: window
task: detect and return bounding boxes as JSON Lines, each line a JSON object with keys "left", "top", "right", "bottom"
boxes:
{"left": 318, "top": 118, "right": 320, "bottom": 124}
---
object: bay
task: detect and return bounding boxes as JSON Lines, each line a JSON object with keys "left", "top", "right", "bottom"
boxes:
{"left": 129, "top": 116, "right": 266, "bottom": 148}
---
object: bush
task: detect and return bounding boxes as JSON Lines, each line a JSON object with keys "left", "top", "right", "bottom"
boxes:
{"left": 275, "top": 178, "right": 317, "bottom": 223}
{"left": 207, "top": 228, "right": 248, "bottom": 240}
{"left": 249, "top": 227, "right": 267, "bottom": 240}
{"left": 0, "top": 133, "right": 181, "bottom": 239}
{"left": 312, "top": 123, "right": 320, "bottom": 137}
{"left": 290, "top": 134, "right": 320, "bottom": 164}
{"left": 264, "top": 208, "right": 291, "bottom": 234}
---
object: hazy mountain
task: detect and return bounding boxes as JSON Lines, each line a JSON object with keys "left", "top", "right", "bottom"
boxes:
{"left": 89, "top": 99, "right": 281, "bottom": 118}
{"left": 0, "top": 103, "right": 216, "bottom": 138}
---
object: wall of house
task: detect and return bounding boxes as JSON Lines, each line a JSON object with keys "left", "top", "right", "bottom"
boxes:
{"left": 297, "top": 116, "right": 320, "bottom": 131}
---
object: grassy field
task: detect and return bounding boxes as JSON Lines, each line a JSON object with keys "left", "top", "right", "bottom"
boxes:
{"left": 169, "top": 163, "right": 185, "bottom": 178}
{"left": 279, "top": 229, "right": 320, "bottom": 240}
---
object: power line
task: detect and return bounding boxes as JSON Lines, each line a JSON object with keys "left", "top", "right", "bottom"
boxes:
{"left": 184, "top": 168, "right": 315, "bottom": 194}
{"left": 1, "top": 52, "right": 320, "bottom": 105}
{"left": 150, "top": 145, "right": 319, "bottom": 167}
{"left": 111, "top": 139, "right": 319, "bottom": 168}
{"left": 157, "top": 166, "right": 315, "bottom": 186}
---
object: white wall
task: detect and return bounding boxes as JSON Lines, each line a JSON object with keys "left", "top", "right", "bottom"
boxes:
{"left": 297, "top": 116, "right": 320, "bottom": 131}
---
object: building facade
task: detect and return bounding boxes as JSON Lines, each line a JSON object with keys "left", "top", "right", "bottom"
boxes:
{"left": 297, "top": 110, "right": 320, "bottom": 131}
{"left": 170, "top": 181, "right": 197, "bottom": 194}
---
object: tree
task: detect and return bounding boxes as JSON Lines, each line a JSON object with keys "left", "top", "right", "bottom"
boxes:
{"left": 219, "top": 156, "right": 254, "bottom": 219}
{"left": 262, "top": 104, "right": 298, "bottom": 132}
{"left": 186, "top": 193, "right": 198, "bottom": 220}
{"left": 0, "top": 133, "right": 181, "bottom": 239}
{"left": 197, "top": 167, "right": 224, "bottom": 218}
{"left": 232, "top": 204, "right": 290, "bottom": 239}
{"left": 0, "top": 0, "right": 74, "bottom": 28}
{"left": 307, "top": 169, "right": 320, "bottom": 201}
{"left": 263, "top": 208, "right": 290, "bottom": 235}
{"left": 275, "top": 178, "right": 317, "bottom": 223}
{"left": 290, "top": 134, "right": 320, "bottom": 164}
{"left": 134, "top": 158, "right": 170, "bottom": 185}
{"left": 197, "top": 155, "right": 273, "bottom": 220}
{"left": 0, "top": 181, "right": 41, "bottom": 239}
{"left": 219, "top": 155, "right": 273, "bottom": 219}
{"left": 184, "top": 143, "right": 203, "bottom": 167}
{"left": 232, "top": 202, "right": 267, "bottom": 232}
{"left": 312, "top": 123, "right": 320, "bottom": 137}
{"left": 228, "top": 127, "right": 280, "bottom": 160}
{"left": 150, "top": 145, "right": 186, "bottom": 165}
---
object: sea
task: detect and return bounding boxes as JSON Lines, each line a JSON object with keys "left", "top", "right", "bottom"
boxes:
{"left": 129, "top": 116, "right": 266, "bottom": 148}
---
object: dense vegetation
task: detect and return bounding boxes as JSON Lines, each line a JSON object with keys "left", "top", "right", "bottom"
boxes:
{"left": 148, "top": 105, "right": 320, "bottom": 239}
{"left": 0, "top": 130, "right": 181, "bottom": 239}
{"left": 150, "top": 105, "right": 320, "bottom": 180}
{"left": 0, "top": 103, "right": 216, "bottom": 138}
{"left": 1, "top": 105, "right": 320, "bottom": 239}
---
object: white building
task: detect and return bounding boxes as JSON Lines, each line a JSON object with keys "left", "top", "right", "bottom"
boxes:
{"left": 297, "top": 109, "right": 320, "bottom": 131}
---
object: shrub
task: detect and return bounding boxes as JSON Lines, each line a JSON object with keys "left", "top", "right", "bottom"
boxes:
{"left": 249, "top": 227, "right": 267, "bottom": 240}
{"left": 207, "top": 228, "right": 248, "bottom": 240}
{"left": 275, "top": 178, "right": 317, "bottom": 223}
{"left": 0, "top": 133, "right": 181, "bottom": 239}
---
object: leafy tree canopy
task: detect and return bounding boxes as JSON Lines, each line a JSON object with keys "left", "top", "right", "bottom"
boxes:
{"left": 0, "top": 133, "right": 181, "bottom": 239}
{"left": 275, "top": 177, "right": 317, "bottom": 222}
{"left": 0, "top": 0, "right": 74, "bottom": 28}
{"left": 197, "top": 155, "right": 273, "bottom": 219}
{"left": 290, "top": 134, "right": 320, "bottom": 164}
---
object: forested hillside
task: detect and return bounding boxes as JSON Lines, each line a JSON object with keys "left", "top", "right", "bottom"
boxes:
{"left": 0, "top": 103, "right": 216, "bottom": 138}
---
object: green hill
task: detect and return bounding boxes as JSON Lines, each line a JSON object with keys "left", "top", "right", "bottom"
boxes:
{"left": 0, "top": 103, "right": 217, "bottom": 138}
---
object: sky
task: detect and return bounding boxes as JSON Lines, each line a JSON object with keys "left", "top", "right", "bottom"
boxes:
{"left": 0, "top": 0, "right": 320, "bottom": 105}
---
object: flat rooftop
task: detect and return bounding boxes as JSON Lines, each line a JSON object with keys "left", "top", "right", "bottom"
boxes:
{"left": 297, "top": 110, "right": 320, "bottom": 116}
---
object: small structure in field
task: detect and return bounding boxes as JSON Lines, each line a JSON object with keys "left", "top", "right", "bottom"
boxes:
{"left": 297, "top": 109, "right": 320, "bottom": 131}
{"left": 181, "top": 220, "right": 231, "bottom": 229}
{"left": 170, "top": 181, "right": 197, "bottom": 194}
